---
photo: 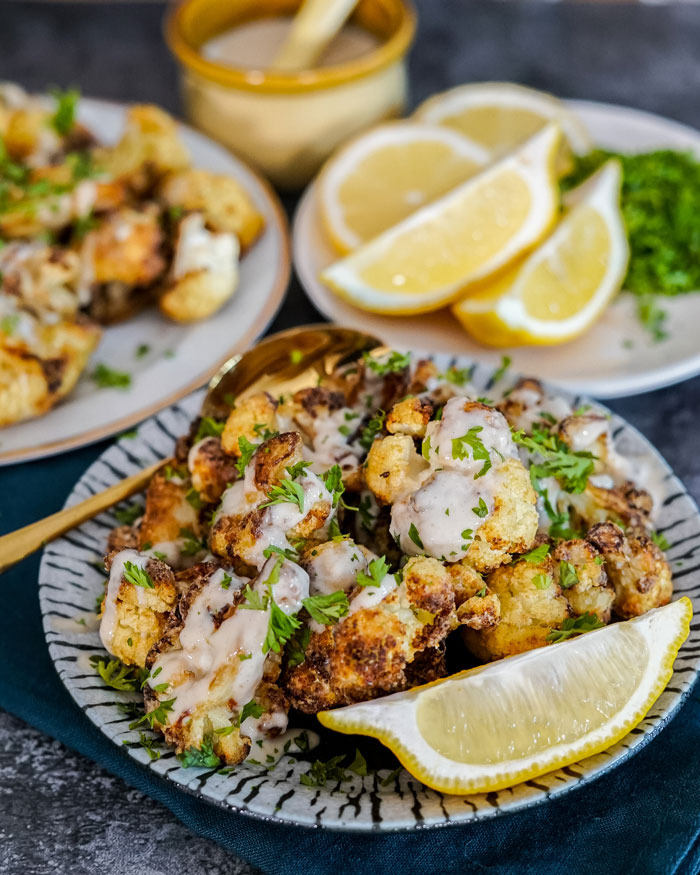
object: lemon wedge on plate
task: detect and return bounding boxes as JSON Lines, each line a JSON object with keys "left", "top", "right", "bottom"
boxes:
{"left": 414, "top": 81, "right": 591, "bottom": 168}
{"left": 320, "top": 123, "right": 561, "bottom": 315}
{"left": 453, "top": 160, "right": 628, "bottom": 346}
{"left": 317, "top": 122, "right": 490, "bottom": 254}
{"left": 319, "top": 599, "right": 691, "bottom": 795}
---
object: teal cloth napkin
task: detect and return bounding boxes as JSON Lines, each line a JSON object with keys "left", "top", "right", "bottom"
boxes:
{"left": 2, "top": 440, "right": 700, "bottom": 875}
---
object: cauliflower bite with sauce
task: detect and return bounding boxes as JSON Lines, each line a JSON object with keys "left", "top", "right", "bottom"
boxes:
{"left": 285, "top": 557, "right": 458, "bottom": 712}
{"left": 100, "top": 550, "right": 178, "bottom": 667}
{"left": 587, "top": 521, "right": 672, "bottom": 618}
{"left": 158, "top": 168, "right": 264, "bottom": 253}
{"left": 209, "top": 432, "right": 335, "bottom": 570}
{"left": 552, "top": 537, "right": 615, "bottom": 622}
{"left": 138, "top": 467, "right": 204, "bottom": 568}
{"left": 143, "top": 557, "right": 305, "bottom": 764}
{"left": 463, "top": 553, "right": 571, "bottom": 662}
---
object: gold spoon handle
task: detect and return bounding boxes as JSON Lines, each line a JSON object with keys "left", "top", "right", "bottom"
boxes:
{"left": 0, "top": 459, "right": 165, "bottom": 574}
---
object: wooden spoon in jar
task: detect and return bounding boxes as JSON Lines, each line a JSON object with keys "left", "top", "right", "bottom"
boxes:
{"left": 270, "top": 0, "right": 360, "bottom": 72}
{"left": 0, "top": 324, "right": 382, "bottom": 574}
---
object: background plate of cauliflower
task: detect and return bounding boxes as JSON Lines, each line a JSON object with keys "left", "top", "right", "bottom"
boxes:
{"left": 38, "top": 350, "right": 700, "bottom": 831}
{"left": 0, "top": 86, "right": 290, "bottom": 464}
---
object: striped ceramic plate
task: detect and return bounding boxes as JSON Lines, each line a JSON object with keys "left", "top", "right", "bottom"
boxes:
{"left": 38, "top": 355, "right": 700, "bottom": 831}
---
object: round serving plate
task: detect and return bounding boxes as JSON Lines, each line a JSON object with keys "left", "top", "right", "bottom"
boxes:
{"left": 0, "top": 97, "right": 290, "bottom": 466}
{"left": 294, "top": 100, "right": 700, "bottom": 400}
{"left": 39, "top": 354, "right": 700, "bottom": 831}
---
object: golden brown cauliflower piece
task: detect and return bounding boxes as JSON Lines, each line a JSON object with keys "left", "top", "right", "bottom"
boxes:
{"left": 552, "top": 538, "right": 614, "bottom": 622}
{"left": 159, "top": 168, "right": 264, "bottom": 253}
{"left": 285, "top": 557, "right": 456, "bottom": 712}
{"left": 99, "top": 551, "right": 178, "bottom": 667}
{"left": 221, "top": 392, "right": 279, "bottom": 456}
{"left": 187, "top": 435, "right": 238, "bottom": 505}
{"left": 569, "top": 481, "right": 654, "bottom": 535}
{"left": 159, "top": 213, "right": 239, "bottom": 323}
{"left": 586, "top": 521, "right": 672, "bottom": 618}
{"left": 365, "top": 434, "right": 428, "bottom": 505}
{"left": 447, "top": 563, "right": 501, "bottom": 630}
{"left": 386, "top": 396, "right": 434, "bottom": 438}
{"left": 139, "top": 468, "right": 203, "bottom": 564}
{"left": 463, "top": 554, "right": 571, "bottom": 662}
{"left": 97, "top": 105, "right": 190, "bottom": 193}
{"left": 1, "top": 242, "right": 81, "bottom": 319}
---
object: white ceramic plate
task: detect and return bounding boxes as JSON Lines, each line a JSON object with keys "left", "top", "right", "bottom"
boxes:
{"left": 0, "top": 97, "right": 290, "bottom": 466}
{"left": 38, "top": 355, "right": 700, "bottom": 831}
{"left": 294, "top": 100, "right": 700, "bottom": 399}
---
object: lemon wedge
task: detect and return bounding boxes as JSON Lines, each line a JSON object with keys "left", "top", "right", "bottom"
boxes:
{"left": 414, "top": 81, "right": 591, "bottom": 169}
{"left": 319, "top": 599, "right": 691, "bottom": 795}
{"left": 318, "top": 122, "right": 490, "bottom": 254}
{"left": 453, "top": 160, "right": 628, "bottom": 346}
{"left": 320, "top": 124, "right": 561, "bottom": 315}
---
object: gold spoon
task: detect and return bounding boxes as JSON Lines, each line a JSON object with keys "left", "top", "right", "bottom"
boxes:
{"left": 0, "top": 324, "right": 382, "bottom": 574}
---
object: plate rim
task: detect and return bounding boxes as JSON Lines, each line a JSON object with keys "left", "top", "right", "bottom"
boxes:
{"left": 0, "top": 96, "right": 291, "bottom": 467}
{"left": 37, "top": 355, "right": 700, "bottom": 831}
{"left": 292, "top": 98, "right": 700, "bottom": 400}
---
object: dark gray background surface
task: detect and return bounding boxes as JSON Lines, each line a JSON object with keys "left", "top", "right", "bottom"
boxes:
{"left": 2, "top": 1, "right": 700, "bottom": 872}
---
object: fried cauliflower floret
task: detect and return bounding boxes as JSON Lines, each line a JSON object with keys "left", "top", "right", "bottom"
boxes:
{"left": 97, "top": 105, "right": 190, "bottom": 193}
{"left": 569, "top": 481, "right": 653, "bottom": 534}
{"left": 144, "top": 558, "right": 305, "bottom": 764}
{"left": 463, "top": 555, "right": 571, "bottom": 662}
{"left": 447, "top": 563, "right": 501, "bottom": 630}
{"left": 497, "top": 377, "right": 572, "bottom": 432}
{"left": 0, "top": 308, "right": 100, "bottom": 426}
{"left": 552, "top": 538, "right": 614, "bottom": 622}
{"left": 99, "top": 551, "right": 177, "bottom": 667}
{"left": 1, "top": 242, "right": 81, "bottom": 319}
{"left": 285, "top": 557, "right": 456, "bottom": 712}
{"left": 159, "top": 168, "right": 264, "bottom": 252}
{"left": 0, "top": 172, "right": 101, "bottom": 239}
{"left": 221, "top": 392, "right": 279, "bottom": 456}
{"left": 587, "top": 522, "right": 672, "bottom": 618}
{"left": 139, "top": 469, "right": 202, "bottom": 564}
{"left": 291, "top": 386, "right": 364, "bottom": 480}
{"left": 159, "top": 212, "right": 239, "bottom": 322}
{"left": 365, "top": 434, "right": 428, "bottom": 505}
{"left": 187, "top": 435, "right": 238, "bottom": 505}
{"left": 299, "top": 539, "right": 375, "bottom": 595}
{"left": 209, "top": 433, "right": 334, "bottom": 570}
{"left": 386, "top": 396, "right": 434, "bottom": 438}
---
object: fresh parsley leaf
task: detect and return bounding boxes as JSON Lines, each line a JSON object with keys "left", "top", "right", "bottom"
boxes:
{"left": 356, "top": 556, "right": 390, "bottom": 588}
{"left": 451, "top": 426, "right": 492, "bottom": 478}
{"left": 123, "top": 561, "right": 154, "bottom": 589}
{"left": 264, "top": 588, "right": 301, "bottom": 654}
{"left": 91, "top": 363, "right": 131, "bottom": 389}
{"left": 235, "top": 436, "right": 258, "bottom": 477}
{"left": 363, "top": 350, "right": 410, "bottom": 375}
{"left": 286, "top": 460, "right": 312, "bottom": 479}
{"left": 92, "top": 657, "right": 140, "bottom": 691}
{"left": 533, "top": 573, "right": 552, "bottom": 590}
{"left": 240, "top": 584, "right": 267, "bottom": 612}
{"left": 472, "top": 497, "right": 488, "bottom": 518}
{"left": 261, "top": 478, "right": 305, "bottom": 512}
{"left": 358, "top": 494, "right": 376, "bottom": 531}
{"left": 300, "top": 755, "right": 351, "bottom": 788}
{"left": 559, "top": 560, "right": 579, "bottom": 589}
{"left": 50, "top": 87, "right": 79, "bottom": 135}
{"left": 440, "top": 365, "right": 473, "bottom": 387}
{"left": 421, "top": 434, "right": 432, "bottom": 461}
{"left": 238, "top": 700, "right": 264, "bottom": 726}
{"left": 652, "top": 530, "right": 671, "bottom": 551}
{"left": 286, "top": 624, "right": 311, "bottom": 669}
{"left": 185, "top": 487, "right": 203, "bottom": 509}
{"left": 72, "top": 211, "right": 98, "bottom": 240}
{"left": 519, "top": 543, "right": 550, "bottom": 564}
{"left": 492, "top": 355, "right": 511, "bottom": 384}
{"left": 380, "top": 767, "right": 402, "bottom": 786}
{"left": 0, "top": 313, "right": 19, "bottom": 336}
{"left": 347, "top": 749, "right": 369, "bottom": 776}
{"left": 303, "top": 591, "right": 349, "bottom": 625}
{"left": 177, "top": 740, "right": 221, "bottom": 769}
{"left": 179, "top": 528, "right": 204, "bottom": 556}
{"left": 220, "top": 572, "right": 233, "bottom": 590}
{"left": 359, "top": 409, "right": 386, "bottom": 450}
{"left": 195, "top": 416, "right": 225, "bottom": 442}
{"left": 408, "top": 523, "right": 424, "bottom": 550}
{"left": 263, "top": 544, "right": 299, "bottom": 561}
{"left": 546, "top": 612, "right": 605, "bottom": 643}
{"left": 513, "top": 428, "right": 595, "bottom": 494}
{"left": 114, "top": 502, "right": 142, "bottom": 525}
{"left": 322, "top": 464, "right": 345, "bottom": 507}
{"left": 130, "top": 697, "right": 176, "bottom": 730}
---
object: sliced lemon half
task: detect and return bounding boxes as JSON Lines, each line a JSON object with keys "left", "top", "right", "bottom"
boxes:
{"left": 320, "top": 123, "right": 561, "bottom": 315}
{"left": 318, "top": 122, "right": 490, "bottom": 254}
{"left": 453, "top": 160, "right": 628, "bottom": 346}
{"left": 319, "top": 599, "right": 691, "bottom": 795}
{"left": 414, "top": 81, "right": 591, "bottom": 169}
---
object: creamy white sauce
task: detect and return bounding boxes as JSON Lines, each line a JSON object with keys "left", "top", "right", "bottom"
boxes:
{"left": 302, "top": 540, "right": 373, "bottom": 595}
{"left": 301, "top": 406, "right": 364, "bottom": 472}
{"left": 391, "top": 469, "right": 493, "bottom": 560}
{"left": 0, "top": 295, "right": 38, "bottom": 345}
{"left": 100, "top": 549, "right": 151, "bottom": 654}
{"left": 504, "top": 385, "right": 572, "bottom": 432}
{"left": 172, "top": 213, "right": 239, "bottom": 279}
{"left": 347, "top": 572, "right": 398, "bottom": 616}
{"left": 150, "top": 558, "right": 308, "bottom": 733}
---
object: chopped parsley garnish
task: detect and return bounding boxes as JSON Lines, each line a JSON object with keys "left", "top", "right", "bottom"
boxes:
{"left": 546, "top": 612, "right": 605, "bottom": 643}
{"left": 363, "top": 350, "right": 410, "bottom": 375}
{"left": 519, "top": 543, "right": 550, "bottom": 564}
{"left": 559, "top": 561, "right": 579, "bottom": 589}
{"left": 356, "top": 555, "right": 390, "bottom": 588}
{"left": 123, "top": 561, "right": 154, "bottom": 589}
{"left": 237, "top": 700, "right": 264, "bottom": 726}
{"left": 451, "top": 426, "right": 492, "bottom": 478}
{"left": 91, "top": 363, "right": 132, "bottom": 389}
{"left": 114, "top": 502, "right": 142, "bottom": 525}
{"left": 358, "top": 494, "right": 376, "bottom": 531}
{"left": 347, "top": 749, "right": 369, "bottom": 776}
{"left": 408, "top": 523, "right": 424, "bottom": 550}
{"left": 220, "top": 572, "right": 233, "bottom": 590}
{"left": 476, "top": 586, "right": 487, "bottom": 598}
{"left": 300, "top": 755, "right": 351, "bottom": 788}
{"left": 72, "top": 211, "right": 98, "bottom": 240}
{"left": 286, "top": 460, "right": 312, "bottom": 479}
{"left": 185, "top": 487, "right": 203, "bottom": 509}
{"left": 461, "top": 528, "right": 473, "bottom": 541}
{"left": 91, "top": 656, "right": 142, "bottom": 691}
{"left": 240, "top": 584, "right": 267, "bottom": 611}
{"left": 235, "top": 435, "right": 257, "bottom": 476}
{"left": 263, "top": 544, "right": 299, "bottom": 561}
{"left": 492, "top": 355, "right": 512, "bottom": 384}
{"left": 130, "top": 698, "right": 176, "bottom": 730}
{"left": 253, "top": 423, "right": 279, "bottom": 441}
{"left": 472, "top": 497, "right": 488, "bottom": 518}
{"left": 359, "top": 409, "right": 386, "bottom": 450}
{"left": 302, "top": 590, "right": 349, "bottom": 625}
{"left": 264, "top": 589, "right": 302, "bottom": 654}
{"left": 135, "top": 732, "right": 162, "bottom": 761}
{"left": 322, "top": 464, "right": 346, "bottom": 507}
{"left": 261, "top": 477, "right": 305, "bottom": 512}
{"left": 381, "top": 767, "right": 403, "bottom": 786}
{"left": 50, "top": 87, "right": 79, "bottom": 135}
{"left": 194, "top": 416, "right": 225, "bottom": 442}
{"left": 179, "top": 527, "right": 205, "bottom": 556}
{"left": 441, "top": 365, "right": 473, "bottom": 387}
{"left": 286, "top": 625, "right": 312, "bottom": 669}
{"left": 652, "top": 530, "right": 671, "bottom": 551}
{"left": 533, "top": 573, "right": 552, "bottom": 590}
{"left": 512, "top": 427, "right": 595, "bottom": 494}
{"left": 0, "top": 313, "right": 19, "bottom": 336}
{"left": 177, "top": 740, "right": 221, "bottom": 769}
{"left": 421, "top": 434, "right": 432, "bottom": 461}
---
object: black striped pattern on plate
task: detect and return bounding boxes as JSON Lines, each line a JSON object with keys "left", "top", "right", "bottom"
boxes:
{"left": 38, "top": 356, "right": 700, "bottom": 832}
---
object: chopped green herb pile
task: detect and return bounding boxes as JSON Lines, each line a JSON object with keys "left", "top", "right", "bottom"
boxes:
{"left": 562, "top": 149, "right": 700, "bottom": 340}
